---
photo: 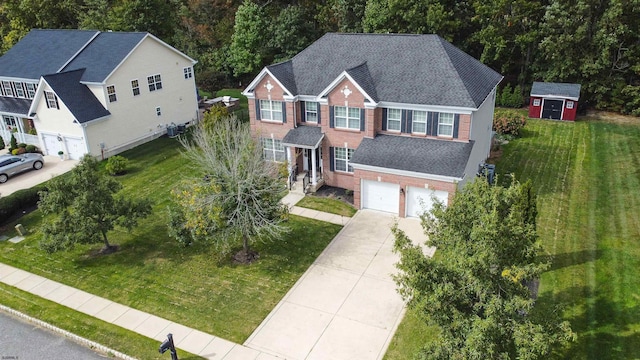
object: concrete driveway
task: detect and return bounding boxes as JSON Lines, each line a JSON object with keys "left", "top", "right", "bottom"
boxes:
{"left": 0, "top": 151, "right": 78, "bottom": 197}
{"left": 245, "top": 209, "right": 434, "bottom": 360}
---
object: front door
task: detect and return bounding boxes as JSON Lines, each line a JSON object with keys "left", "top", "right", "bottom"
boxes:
{"left": 541, "top": 99, "right": 563, "bottom": 120}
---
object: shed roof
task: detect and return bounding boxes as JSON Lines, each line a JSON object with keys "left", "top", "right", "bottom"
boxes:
{"left": 282, "top": 126, "right": 324, "bottom": 148}
{"left": 0, "top": 97, "right": 32, "bottom": 116}
{"left": 530, "top": 82, "right": 581, "bottom": 100}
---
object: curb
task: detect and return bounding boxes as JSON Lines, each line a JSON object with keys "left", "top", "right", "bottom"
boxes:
{"left": 0, "top": 304, "right": 138, "bottom": 360}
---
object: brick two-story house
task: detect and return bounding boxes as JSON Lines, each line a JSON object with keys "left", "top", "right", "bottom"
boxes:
{"left": 243, "top": 33, "right": 502, "bottom": 217}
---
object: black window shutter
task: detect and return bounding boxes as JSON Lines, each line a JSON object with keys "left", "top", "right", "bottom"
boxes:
{"left": 329, "top": 147, "right": 335, "bottom": 171}
{"left": 54, "top": 95, "right": 59, "bottom": 109}
{"left": 406, "top": 110, "right": 413, "bottom": 133}
{"left": 453, "top": 114, "right": 460, "bottom": 138}
{"left": 255, "top": 100, "right": 261, "bottom": 121}
{"left": 381, "top": 108, "right": 387, "bottom": 131}
{"left": 317, "top": 102, "right": 321, "bottom": 124}
{"left": 431, "top": 112, "right": 439, "bottom": 135}
{"left": 282, "top": 102, "right": 287, "bottom": 123}
{"left": 400, "top": 110, "right": 407, "bottom": 133}
{"left": 45, "top": 95, "right": 50, "bottom": 109}
{"left": 426, "top": 112, "right": 432, "bottom": 135}
{"left": 360, "top": 109, "right": 365, "bottom": 131}
{"left": 329, "top": 106, "right": 335, "bottom": 128}
{"left": 300, "top": 101, "right": 306, "bottom": 122}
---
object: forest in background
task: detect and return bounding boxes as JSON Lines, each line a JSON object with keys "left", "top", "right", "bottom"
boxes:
{"left": 1, "top": 0, "right": 638, "bottom": 115}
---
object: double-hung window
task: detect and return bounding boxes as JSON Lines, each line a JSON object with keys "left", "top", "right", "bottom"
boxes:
{"left": 147, "top": 74, "right": 162, "bottom": 91}
{"left": 305, "top": 102, "right": 318, "bottom": 123}
{"left": 334, "top": 147, "right": 354, "bottom": 173}
{"left": 131, "top": 79, "right": 140, "bottom": 96}
{"left": 45, "top": 91, "right": 59, "bottom": 109}
{"left": 387, "top": 108, "right": 401, "bottom": 131}
{"left": 262, "top": 138, "right": 285, "bottom": 162}
{"left": 14, "top": 82, "right": 25, "bottom": 98}
{"left": 2, "top": 81, "right": 13, "bottom": 97}
{"left": 335, "top": 106, "right": 360, "bottom": 129}
{"left": 260, "top": 100, "right": 283, "bottom": 121}
{"left": 183, "top": 67, "right": 193, "bottom": 79}
{"left": 438, "top": 113, "right": 454, "bottom": 137}
{"left": 107, "top": 85, "right": 117, "bottom": 102}
{"left": 412, "top": 110, "right": 427, "bottom": 134}
{"left": 26, "top": 83, "right": 37, "bottom": 99}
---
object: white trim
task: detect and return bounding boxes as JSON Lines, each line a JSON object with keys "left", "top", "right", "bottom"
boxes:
{"left": 242, "top": 68, "right": 294, "bottom": 98}
{"left": 318, "top": 71, "right": 378, "bottom": 105}
{"left": 79, "top": 114, "right": 111, "bottom": 126}
{"left": 378, "top": 101, "right": 474, "bottom": 114}
{"left": 530, "top": 93, "right": 579, "bottom": 101}
{"left": 0, "top": 76, "right": 41, "bottom": 83}
{"left": 57, "top": 31, "right": 101, "bottom": 73}
{"left": 539, "top": 98, "right": 566, "bottom": 120}
{"left": 0, "top": 111, "right": 29, "bottom": 118}
{"left": 351, "top": 163, "right": 462, "bottom": 183}
{"left": 27, "top": 77, "right": 48, "bottom": 116}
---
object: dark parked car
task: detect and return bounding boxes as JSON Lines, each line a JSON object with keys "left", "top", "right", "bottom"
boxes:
{"left": 0, "top": 153, "right": 44, "bottom": 183}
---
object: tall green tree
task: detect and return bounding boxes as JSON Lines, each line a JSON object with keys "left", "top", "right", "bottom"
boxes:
{"left": 269, "top": 5, "right": 319, "bottom": 62}
{"left": 168, "top": 115, "right": 288, "bottom": 262}
{"left": 38, "top": 156, "right": 152, "bottom": 254}
{"left": 228, "top": 0, "right": 270, "bottom": 78}
{"left": 315, "top": 0, "right": 367, "bottom": 33}
{"left": 108, "top": 0, "right": 179, "bottom": 40}
{"left": 392, "top": 178, "right": 575, "bottom": 359}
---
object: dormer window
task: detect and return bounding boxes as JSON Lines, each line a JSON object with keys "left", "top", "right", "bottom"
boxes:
{"left": 2, "top": 81, "right": 13, "bottom": 97}
{"left": 45, "top": 91, "right": 59, "bottom": 109}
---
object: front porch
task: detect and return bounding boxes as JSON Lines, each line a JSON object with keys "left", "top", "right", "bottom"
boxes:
{"left": 283, "top": 126, "right": 325, "bottom": 194}
{"left": 1, "top": 116, "right": 39, "bottom": 147}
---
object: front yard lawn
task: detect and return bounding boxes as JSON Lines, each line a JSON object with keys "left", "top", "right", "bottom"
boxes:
{"left": 0, "top": 135, "right": 342, "bottom": 346}
{"left": 296, "top": 196, "right": 357, "bottom": 217}
{"left": 385, "top": 117, "right": 640, "bottom": 359}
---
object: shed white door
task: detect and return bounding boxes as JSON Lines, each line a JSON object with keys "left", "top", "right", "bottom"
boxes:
{"left": 42, "top": 134, "right": 61, "bottom": 156}
{"left": 64, "top": 137, "right": 86, "bottom": 160}
{"left": 362, "top": 180, "right": 399, "bottom": 214}
{"left": 406, "top": 187, "right": 449, "bottom": 218}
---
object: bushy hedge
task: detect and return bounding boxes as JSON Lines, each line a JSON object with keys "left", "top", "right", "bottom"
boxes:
{"left": 497, "top": 84, "right": 523, "bottom": 108}
{"left": 105, "top": 155, "right": 129, "bottom": 175}
{"left": 494, "top": 109, "right": 527, "bottom": 137}
{"left": 0, "top": 184, "right": 47, "bottom": 225}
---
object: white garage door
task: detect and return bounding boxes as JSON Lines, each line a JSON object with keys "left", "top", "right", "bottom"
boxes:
{"left": 64, "top": 137, "right": 86, "bottom": 160}
{"left": 42, "top": 134, "right": 61, "bottom": 156}
{"left": 362, "top": 180, "right": 400, "bottom": 214}
{"left": 406, "top": 187, "right": 449, "bottom": 218}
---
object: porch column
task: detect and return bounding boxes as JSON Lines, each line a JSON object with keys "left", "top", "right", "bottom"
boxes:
{"left": 311, "top": 148, "right": 317, "bottom": 185}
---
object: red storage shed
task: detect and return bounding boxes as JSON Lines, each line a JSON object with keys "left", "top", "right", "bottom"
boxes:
{"left": 529, "top": 82, "right": 581, "bottom": 121}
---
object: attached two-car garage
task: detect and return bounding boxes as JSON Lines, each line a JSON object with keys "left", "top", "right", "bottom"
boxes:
{"left": 41, "top": 133, "right": 87, "bottom": 160}
{"left": 361, "top": 180, "right": 449, "bottom": 217}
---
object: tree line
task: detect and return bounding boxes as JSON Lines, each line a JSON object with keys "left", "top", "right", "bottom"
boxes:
{"left": 1, "top": 0, "right": 638, "bottom": 115}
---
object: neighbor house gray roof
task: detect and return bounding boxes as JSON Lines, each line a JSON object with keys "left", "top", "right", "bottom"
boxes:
{"left": 259, "top": 33, "right": 502, "bottom": 108}
{"left": 530, "top": 82, "right": 581, "bottom": 100}
{"left": 62, "top": 32, "right": 147, "bottom": 82}
{"left": 0, "top": 29, "right": 98, "bottom": 79}
{"left": 0, "top": 97, "right": 32, "bottom": 116}
{"left": 282, "top": 126, "right": 324, "bottom": 148}
{"left": 44, "top": 69, "right": 110, "bottom": 123}
{"left": 350, "top": 134, "right": 474, "bottom": 178}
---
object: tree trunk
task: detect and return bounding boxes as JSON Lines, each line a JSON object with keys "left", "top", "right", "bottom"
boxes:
{"left": 243, "top": 233, "right": 249, "bottom": 254}
{"left": 101, "top": 231, "right": 112, "bottom": 250}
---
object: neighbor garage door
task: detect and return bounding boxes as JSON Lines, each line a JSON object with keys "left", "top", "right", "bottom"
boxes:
{"left": 362, "top": 180, "right": 399, "bottom": 214}
{"left": 406, "top": 186, "right": 449, "bottom": 218}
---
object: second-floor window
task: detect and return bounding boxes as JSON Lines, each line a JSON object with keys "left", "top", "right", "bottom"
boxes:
{"left": 131, "top": 79, "right": 140, "bottom": 96}
{"left": 387, "top": 108, "right": 401, "bottom": 131}
{"left": 14, "top": 82, "right": 25, "bottom": 98}
{"left": 262, "top": 138, "right": 285, "bottom": 162}
{"left": 305, "top": 102, "right": 318, "bottom": 123}
{"left": 183, "top": 67, "right": 193, "bottom": 79}
{"left": 412, "top": 110, "right": 427, "bottom": 134}
{"left": 260, "top": 100, "right": 283, "bottom": 122}
{"left": 438, "top": 113, "right": 454, "bottom": 137}
{"left": 26, "top": 83, "right": 37, "bottom": 98}
{"left": 335, "top": 106, "right": 360, "bottom": 130}
{"left": 148, "top": 74, "right": 162, "bottom": 91}
{"left": 334, "top": 147, "right": 354, "bottom": 173}
{"left": 107, "top": 85, "right": 117, "bottom": 102}
{"left": 45, "top": 91, "right": 59, "bottom": 109}
{"left": 2, "top": 81, "right": 13, "bottom": 97}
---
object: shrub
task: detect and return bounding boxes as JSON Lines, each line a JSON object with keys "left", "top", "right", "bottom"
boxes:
{"left": 25, "top": 144, "right": 37, "bottom": 153}
{"left": 28, "top": 128, "right": 37, "bottom": 135}
{"left": 105, "top": 155, "right": 129, "bottom": 175}
{"left": 18, "top": 143, "right": 27, "bottom": 148}
{"left": 494, "top": 109, "right": 527, "bottom": 136}
{"left": 11, "top": 148, "right": 26, "bottom": 155}
{"left": 0, "top": 136, "right": 4, "bottom": 150}
{"left": 9, "top": 134, "right": 17, "bottom": 151}
{"left": 0, "top": 185, "right": 47, "bottom": 226}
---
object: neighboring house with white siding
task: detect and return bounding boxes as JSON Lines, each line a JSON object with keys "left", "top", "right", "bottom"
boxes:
{"left": 243, "top": 33, "right": 502, "bottom": 217}
{"left": 0, "top": 29, "right": 198, "bottom": 159}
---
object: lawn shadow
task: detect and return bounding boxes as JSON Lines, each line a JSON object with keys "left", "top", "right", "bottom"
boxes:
{"left": 548, "top": 249, "right": 604, "bottom": 271}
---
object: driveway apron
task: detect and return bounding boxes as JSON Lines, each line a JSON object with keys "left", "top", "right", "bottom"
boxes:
{"left": 245, "top": 209, "right": 430, "bottom": 360}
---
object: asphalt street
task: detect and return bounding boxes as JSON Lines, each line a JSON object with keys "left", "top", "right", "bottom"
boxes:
{"left": 0, "top": 311, "right": 107, "bottom": 360}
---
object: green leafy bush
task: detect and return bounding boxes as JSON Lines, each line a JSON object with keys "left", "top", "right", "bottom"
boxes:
{"left": 9, "top": 134, "right": 17, "bottom": 151}
{"left": 498, "top": 84, "right": 524, "bottom": 108}
{"left": 105, "top": 155, "right": 129, "bottom": 175}
{"left": 494, "top": 109, "right": 527, "bottom": 136}
{"left": 25, "top": 145, "right": 37, "bottom": 153}
{"left": 11, "top": 148, "right": 26, "bottom": 155}
{"left": 0, "top": 185, "right": 47, "bottom": 225}
{"left": 0, "top": 136, "right": 5, "bottom": 150}
{"left": 18, "top": 143, "right": 27, "bottom": 148}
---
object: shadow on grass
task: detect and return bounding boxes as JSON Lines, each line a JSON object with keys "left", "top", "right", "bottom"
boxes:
{"left": 548, "top": 249, "right": 604, "bottom": 271}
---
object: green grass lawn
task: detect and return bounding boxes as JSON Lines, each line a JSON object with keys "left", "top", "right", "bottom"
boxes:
{"left": 385, "top": 117, "right": 640, "bottom": 359}
{"left": 296, "top": 196, "right": 357, "bottom": 217}
{"left": 0, "top": 136, "right": 342, "bottom": 348}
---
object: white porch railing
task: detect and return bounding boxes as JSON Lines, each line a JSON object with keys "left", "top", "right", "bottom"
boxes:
{"left": 0, "top": 130, "right": 40, "bottom": 147}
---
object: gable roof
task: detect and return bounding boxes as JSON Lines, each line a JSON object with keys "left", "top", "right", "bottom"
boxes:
{"left": 531, "top": 82, "right": 581, "bottom": 100}
{"left": 350, "top": 134, "right": 474, "bottom": 178}
{"left": 42, "top": 69, "right": 110, "bottom": 123}
{"left": 251, "top": 33, "right": 502, "bottom": 109}
{"left": 61, "top": 32, "right": 147, "bottom": 83}
{"left": 0, "top": 29, "right": 98, "bottom": 79}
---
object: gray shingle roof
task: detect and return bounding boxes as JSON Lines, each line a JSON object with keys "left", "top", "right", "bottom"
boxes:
{"left": 44, "top": 69, "right": 110, "bottom": 123}
{"left": 282, "top": 125, "right": 324, "bottom": 148}
{"left": 62, "top": 32, "right": 147, "bottom": 82}
{"left": 0, "top": 97, "right": 32, "bottom": 116}
{"left": 260, "top": 33, "right": 502, "bottom": 108}
{"left": 0, "top": 29, "right": 98, "bottom": 79}
{"left": 346, "top": 62, "right": 378, "bottom": 102}
{"left": 350, "top": 134, "right": 474, "bottom": 178}
{"left": 267, "top": 61, "right": 297, "bottom": 95}
{"left": 530, "top": 82, "right": 581, "bottom": 99}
